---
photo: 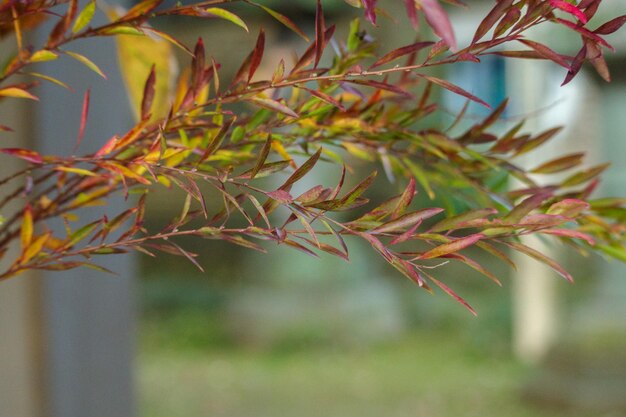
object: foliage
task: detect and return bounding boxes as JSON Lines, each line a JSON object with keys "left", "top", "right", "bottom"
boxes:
{"left": 0, "top": 0, "right": 625, "bottom": 313}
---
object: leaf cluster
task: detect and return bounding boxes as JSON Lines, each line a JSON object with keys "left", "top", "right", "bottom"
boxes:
{"left": 0, "top": 0, "right": 625, "bottom": 312}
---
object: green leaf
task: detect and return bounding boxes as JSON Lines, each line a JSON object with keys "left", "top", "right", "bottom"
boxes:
{"left": 66, "top": 221, "right": 100, "bottom": 248}
{"left": 64, "top": 50, "right": 107, "bottom": 79}
{"left": 596, "top": 244, "right": 626, "bottom": 263}
{"left": 248, "top": 1, "right": 309, "bottom": 41}
{"left": 205, "top": 7, "right": 249, "bottom": 32}
{"left": 30, "top": 50, "right": 59, "bottom": 63}
{"left": 72, "top": 0, "right": 96, "bottom": 33}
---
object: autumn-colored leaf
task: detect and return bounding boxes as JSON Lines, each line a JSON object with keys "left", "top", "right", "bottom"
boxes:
{"left": 280, "top": 148, "right": 322, "bottom": 190}
{"left": 248, "top": 28, "right": 265, "bottom": 82}
{"left": 0, "top": 148, "right": 44, "bottom": 163}
{"left": 550, "top": 0, "right": 588, "bottom": 24}
{"left": 248, "top": 1, "right": 309, "bottom": 41}
{"left": 20, "top": 205, "right": 34, "bottom": 252}
{"left": 0, "top": 86, "right": 39, "bottom": 100}
{"left": 250, "top": 97, "right": 298, "bottom": 118}
{"left": 205, "top": 7, "right": 249, "bottom": 32}
{"left": 594, "top": 15, "right": 626, "bottom": 35}
{"left": 371, "top": 208, "right": 443, "bottom": 234}
{"left": 421, "top": 0, "right": 457, "bottom": 51}
{"left": 72, "top": 0, "right": 96, "bottom": 33}
{"left": 472, "top": 0, "right": 513, "bottom": 44}
{"left": 503, "top": 240, "right": 573, "bottom": 282}
{"left": 416, "top": 75, "right": 489, "bottom": 107}
{"left": 417, "top": 233, "right": 483, "bottom": 260}
{"left": 370, "top": 41, "right": 434, "bottom": 69}
{"left": 64, "top": 50, "right": 107, "bottom": 79}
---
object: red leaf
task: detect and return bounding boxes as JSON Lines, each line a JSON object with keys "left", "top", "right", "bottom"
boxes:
{"left": 75, "top": 89, "right": 90, "bottom": 152}
{"left": 423, "top": 271, "right": 477, "bottom": 315}
{"left": 539, "top": 229, "right": 595, "bottom": 245}
{"left": 314, "top": 0, "right": 325, "bottom": 68}
{"left": 267, "top": 190, "right": 294, "bottom": 203}
{"left": 404, "top": 0, "right": 419, "bottom": 30}
{"left": 518, "top": 39, "right": 571, "bottom": 69}
{"left": 562, "top": 45, "right": 587, "bottom": 86}
{"left": 363, "top": 0, "right": 378, "bottom": 25}
{"left": 0, "top": 148, "right": 44, "bottom": 164}
{"left": 594, "top": 15, "right": 626, "bottom": 35}
{"left": 141, "top": 66, "right": 156, "bottom": 120}
{"left": 502, "top": 240, "right": 574, "bottom": 282}
{"left": 371, "top": 208, "right": 443, "bottom": 234}
{"left": 416, "top": 75, "right": 489, "bottom": 107}
{"left": 347, "top": 79, "right": 412, "bottom": 98}
{"left": 248, "top": 29, "right": 265, "bottom": 82}
{"left": 369, "top": 41, "right": 434, "bottom": 69}
{"left": 421, "top": 0, "right": 457, "bottom": 51}
{"left": 550, "top": 0, "right": 588, "bottom": 24}
{"left": 418, "top": 233, "right": 483, "bottom": 260}
{"left": 472, "top": 0, "right": 514, "bottom": 44}
{"left": 556, "top": 18, "right": 612, "bottom": 50}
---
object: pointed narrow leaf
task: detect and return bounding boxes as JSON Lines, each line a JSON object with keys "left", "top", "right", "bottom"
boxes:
{"left": 372, "top": 208, "right": 444, "bottom": 234}
{"left": 530, "top": 153, "right": 584, "bottom": 174}
{"left": 370, "top": 41, "right": 434, "bottom": 69}
{"left": 550, "top": 0, "right": 588, "bottom": 24}
{"left": 72, "top": 0, "right": 96, "bottom": 33}
{"left": 518, "top": 39, "right": 570, "bottom": 69}
{"left": 424, "top": 271, "right": 477, "bottom": 315}
{"left": 0, "top": 148, "right": 44, "bottom": 164}
{"left": 301, "top": 87, "right": 345, "bottom": 111}
{"left": 280, "top": 148, "right": 322, "bottom": 190}
{"left": 539, "top": 229, "right": 595, "bottom": 245}
{"left": 249, "top": 2, "right": 309, "bottom": 41}
{"left": 0, "top": 87, "right": 39, "bottom": 100}
{"left": 421, "top": 0, "right": 457, "bottom": 51}
{"left": 248, "top": 29, "right": 265, "bottom": 82}
{"left": 430, "top": 208, "right": 497, "bottom": 232}
{"left": 250, "top": 134, "right": 272, "bottom": 179}
{"left": 417, "top": 75, "right": 489, "bottom": 107}
{"left": 65, "top": 50, "right": 107, "bottom": 79}
{"left": 594, "top": 15, "right": 626, "bottom": 35}
{"left": 20, "top": 205, "right": 34, "bottom": 251}
{"left": 405, "top": 0, "right": 419, "bottom": 29}
{"left": 418, "top": 233, "right": 483, "bottom": 259}
{"left": 250, "top": 97, "right": 298, "bottom": 118}
{"left": 444, "top": 253, "right": 502, "bottom": 286}
{"left": 314, "top": 0, "right": 325, "bottom": 68}
{"left": 503, "top": 240, "right": 573, "bottom": 282}
{"left": 472, "top": 0, "right": 513, "bottom": 44}
{"left": 141, "top": 66, "right": 156, "bottom": 120}
{"left": 205, "top": 7, "right": 249, "bottom": 32}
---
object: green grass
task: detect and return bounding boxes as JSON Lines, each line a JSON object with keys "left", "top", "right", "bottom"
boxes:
{"left": 138, "top": 325, "right": 606, "bottom": 417}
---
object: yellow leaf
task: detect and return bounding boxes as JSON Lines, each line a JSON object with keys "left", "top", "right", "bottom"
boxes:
{"left": 27, "top": 72, "right": 71, "bottom": 90}
{"left": 30, "top": 50, "right": 59, "bottom": 62}
{"left": 0, "top": 87, "right": 39, "bottom": 100}
{"left": 55, "top": 166, "right": 97, "bottom": 176}
{"left": 20, "top": 206, "right": 33, "bottom": 251}
{"left": 21, "top": 233, "right": 50, "bottom": 264}
{"left": 205, "top": 8, "right": 249, "bottom": 32}
{"left": 72, "top": 0, "right": 96, "bottom": 33}
{"left": 109, "top": 7, "right": 178, "bottom": 122}
{"left": 64, "top": 50, "right": 107, "bottom": 79}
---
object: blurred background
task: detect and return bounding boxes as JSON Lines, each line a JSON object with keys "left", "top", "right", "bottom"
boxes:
{"left": 1, "top": 1, "right": 625, "bottom": 416}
